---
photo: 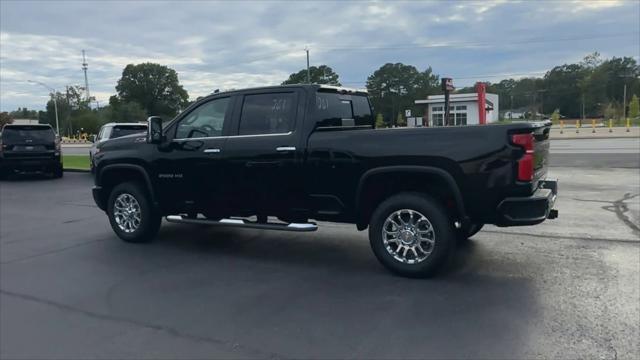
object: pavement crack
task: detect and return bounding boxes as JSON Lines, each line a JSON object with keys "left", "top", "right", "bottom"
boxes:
{"left": 0, "top": 289, "right": 287, "bottom": 360}
{"left": 0, "top": 238, "right": 106, "bottom": 265}
{"left": 573, "top": 193, "right": 640, "bottom": 236}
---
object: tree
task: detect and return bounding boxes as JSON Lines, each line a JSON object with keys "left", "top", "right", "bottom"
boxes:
{"left": 9, "top": 107, "right": 38, "bottom": 119}
{"left": 629, "top": 94, "right": 639, "bottom": 120}
{"left": 396, "top": 112, "right": 406, "bottom": 127}
{"left": 0, "top": 112, "right": 13, "bottom": 128}
{"left": 375, "top": 113, "right": 385, "bottom": 128}
{"left": 113, "top": 63, "right": 189, "bottom": 118}
{"left": 101, "top": 101, "right": 148, "bottom": 123}
{"left": 281, "top": 65, "right": 341, "bottom": 85}
{"left": 366, "top": 63, "right": 439, "bottom": 125}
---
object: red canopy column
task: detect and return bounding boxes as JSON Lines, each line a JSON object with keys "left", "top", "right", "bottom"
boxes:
{"left": 476, "top": 82, "right": 487, "bottom": 125}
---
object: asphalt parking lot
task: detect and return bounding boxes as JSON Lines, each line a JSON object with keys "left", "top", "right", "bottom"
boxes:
{"left": 2, "top": 139, "right": 639, "bottom": 359}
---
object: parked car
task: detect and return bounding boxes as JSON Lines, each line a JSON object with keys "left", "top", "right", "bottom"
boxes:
{"left": 0, "top": 124, "right": 62, "bottom": 178}
{"left": 91, "top": 85, "right": 558, "bottom": 277}
{"left": 90, "top": 123, "right": 147, "bottom": 172}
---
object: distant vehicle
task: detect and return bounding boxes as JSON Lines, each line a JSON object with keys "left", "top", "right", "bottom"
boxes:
{"left": 91, "top": 85, "right": 558, "bottom": 278}
{"left": 90, "top": 123, "right": 147, "bottom": 172}
{"left": 0, "top": 124, "right": 63, "bottom": 178}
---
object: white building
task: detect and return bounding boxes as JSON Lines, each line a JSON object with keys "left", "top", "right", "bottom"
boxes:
{"left": 414, "top": 84, "right": 499, "bottom": 126}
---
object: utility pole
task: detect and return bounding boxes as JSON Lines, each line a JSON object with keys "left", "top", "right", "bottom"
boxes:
{"left": 509, "top": 94, "right": 513, "bottom": 119}
{"left": 581, "top": 93, "right": 585, "bottom": 126}
{"left": 619, "top": 74, "right": 634, "bottom": 121}
{"left": 305, "top": 48, "right": 310, "bottom": 84}
{"left": 538, "top": 89, "right": 547, "bottom": 120}
{"left": 81, "top": 50, "right": 90, "bottom": 102}
{"left": 622, "top": 83, "right": 627, "bottom": 120}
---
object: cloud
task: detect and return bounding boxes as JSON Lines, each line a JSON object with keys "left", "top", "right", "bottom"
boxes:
{"left": 0, "top": 0, "right": 638, "bottom": 111}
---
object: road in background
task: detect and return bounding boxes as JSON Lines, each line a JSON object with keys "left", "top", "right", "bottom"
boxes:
{"left": 550, "top": 138, "right": 639, "bottom": 168}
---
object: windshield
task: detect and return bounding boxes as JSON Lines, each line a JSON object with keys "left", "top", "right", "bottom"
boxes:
{"left": 111, "top": 126, "right": 147, "bottom": 139}
{"left": 1, "top": 126, "right": 55, "bottom": 144}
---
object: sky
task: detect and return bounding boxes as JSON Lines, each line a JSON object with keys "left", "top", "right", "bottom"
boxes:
{"left": 1, "top": 0, "right": 639, "bottom": 112}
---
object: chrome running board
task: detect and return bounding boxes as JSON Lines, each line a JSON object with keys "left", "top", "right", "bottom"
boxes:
{"left": 165, "top": 215, "right": 318, "bottom": 232}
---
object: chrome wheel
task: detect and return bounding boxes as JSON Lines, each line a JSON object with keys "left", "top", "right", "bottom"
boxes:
{"left": 382, "top": 209, "right": 435, "bottom": 264}
{"left": 113, "top": 193, "right": 141, "bottom": 233}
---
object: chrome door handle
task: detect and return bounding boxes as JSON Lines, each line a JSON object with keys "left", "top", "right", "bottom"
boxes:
{"left": 276, "top": 146, "right": 296, "bottom": 152}
{"left": 204, "top": 148, "right": 221, "bottom": 153}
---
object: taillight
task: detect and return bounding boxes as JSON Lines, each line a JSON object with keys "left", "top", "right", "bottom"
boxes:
{"left": 511, "top": 133, "right": 534, "bottom": 182}
{"left": 55, "top": 137, "right": 61, "bottom": 152}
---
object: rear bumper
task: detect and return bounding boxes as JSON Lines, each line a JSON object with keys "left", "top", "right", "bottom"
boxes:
{"left": 0, "top": 155, "right": 61, "bottom": 172}
{"left": 496, "top": 179, "right": 558, "bottom": 226}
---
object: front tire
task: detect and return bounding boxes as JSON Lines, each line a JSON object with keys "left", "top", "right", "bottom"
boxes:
{"left": 369, "top": 192, "right": 456, "bottom": 278}
{"left": 107, "top": 182, "right": 161, "bottom": 243}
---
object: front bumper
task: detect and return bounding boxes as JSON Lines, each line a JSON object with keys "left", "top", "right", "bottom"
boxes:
{"left": 92, "top": 186, "right": 106, "bottom": 211}
{"left": 496, "top": 179, "right": 558, "bottom": 226}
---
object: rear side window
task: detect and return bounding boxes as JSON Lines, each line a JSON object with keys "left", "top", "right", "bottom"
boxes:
{"left": 315, "top": 93, "right": 372, "bottom": 128}
{"left": 1, "top": 126, "right": 55, "bottom": 143}
{"left": 238, "top": 93, "right": 296, "bottom": 135}
{"left": 111, "top": 125, "right": 147, "bottom": 139}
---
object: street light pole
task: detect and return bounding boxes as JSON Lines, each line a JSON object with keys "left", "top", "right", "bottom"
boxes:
{"left": 28, "top": 80, "right": 59, "bottom": 135}
{"left": 305, "top": 48, "right": 310, "bottom": 84}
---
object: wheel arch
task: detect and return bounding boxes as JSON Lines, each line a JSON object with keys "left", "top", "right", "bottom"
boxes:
{"left": 97, "top": 164, "right": 158, "bottom": 209}
{"left": 355, "top": 165, "right": 467, "bottom": 230}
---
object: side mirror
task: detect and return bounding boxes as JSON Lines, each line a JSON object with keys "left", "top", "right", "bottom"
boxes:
{"left": 90, "top": 135, "right": 96, "bottom": 143}
{"left": 147, "top": 116, "right": 164, "bottom": 144}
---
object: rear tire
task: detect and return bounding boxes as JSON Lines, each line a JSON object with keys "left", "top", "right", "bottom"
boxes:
{"left": 107, "top": 182, "right": 161, "bottom": 243}
{"left": 369, "top": 192, "right": 456, "bottom": 278}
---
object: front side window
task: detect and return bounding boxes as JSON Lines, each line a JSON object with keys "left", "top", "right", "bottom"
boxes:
{"left": 175, "top": 97, "right": 230, "bottom": 139}
{"left": 239, "top": 93, "right": 296, "bottom": 135}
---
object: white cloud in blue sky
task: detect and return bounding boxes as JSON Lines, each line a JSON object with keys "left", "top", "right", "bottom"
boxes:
{"left": 1, "top": 0, "right": 638, "bottom": 111}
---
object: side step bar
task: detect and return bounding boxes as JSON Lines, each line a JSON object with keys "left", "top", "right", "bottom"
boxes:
{"left": 165, "top": 215, "right": 318, "bottom": 232}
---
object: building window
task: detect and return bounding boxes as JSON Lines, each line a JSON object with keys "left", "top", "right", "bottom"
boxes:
{"left": 456, "top": 105, "right": 467, "bottom": 111}
{"left": 432, "top": 113, "right": 444, "bottom": 126}
{"left": 456, "top": 112, "right": 467, "bottom": 126}
{"left": 432, "top": 106, "right": 443, "bottom": 112}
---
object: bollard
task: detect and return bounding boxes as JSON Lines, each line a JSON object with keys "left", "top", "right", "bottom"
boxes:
{"left": 576, "top": 120, "right": 580, "bottom": 133}
{"left": 626, "top": 118, "right": 630, "bottom": 132}
{"left": 592, "top": 119, "right": 596, "bottom": 133}
{"left": 609, "top": 119, "right": 612, "bottom": 133}
{"left": 560, "top": 120, "right": 563, "bottom": 134}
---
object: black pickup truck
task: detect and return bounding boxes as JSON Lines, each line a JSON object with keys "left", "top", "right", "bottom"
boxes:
{"left": 92, "top": 85, "right": 557, "bottom": 277}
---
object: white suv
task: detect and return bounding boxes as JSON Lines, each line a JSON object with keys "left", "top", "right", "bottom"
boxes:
{"left": 90, "top": 123, "right": 147, "bottom": 172}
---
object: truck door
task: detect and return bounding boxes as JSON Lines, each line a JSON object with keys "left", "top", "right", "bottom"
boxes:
{"left": 154, "top": 96, "right": 234, "bottom": 214}
{"left": 223, "top": 89, "right": 306, "bottom": 217}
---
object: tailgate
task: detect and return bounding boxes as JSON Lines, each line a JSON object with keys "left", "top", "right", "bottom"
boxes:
{"left": 532, "top": 121, "right": 551, "bottom": 184}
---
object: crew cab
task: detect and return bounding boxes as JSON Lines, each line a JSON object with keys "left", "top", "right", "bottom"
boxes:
{"left": 0, "top": 124, "right": 63, "bottom": 178}
{"left": 92, "top": 85, "right": 558, "bottom": 277}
